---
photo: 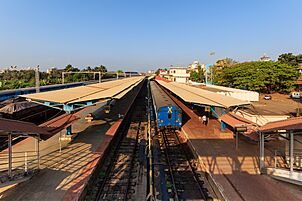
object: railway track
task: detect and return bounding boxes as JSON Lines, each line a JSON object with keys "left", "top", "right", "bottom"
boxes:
{"left": 96, "top": 122, "right": 144, "bottom": 200}
{"left": 157, "top": 130, "right": 212, "bottom": 201}
{"left": 85, "top": 86, "right": 147, "bottom": 201}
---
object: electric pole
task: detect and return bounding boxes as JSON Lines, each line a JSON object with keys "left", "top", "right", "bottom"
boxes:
{"left": 35, "top": 65, "right": 40, "bottom": 93}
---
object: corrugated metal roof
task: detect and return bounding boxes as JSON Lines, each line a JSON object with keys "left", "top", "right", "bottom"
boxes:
{"left": 156, "top": 80, "right": 250, "bottom": 108}
{"left": 113, "top": 78, "right": 143, "bottom": 99}
{"left": 69, "top": 77, "right": 144, "bottom": 103}
{"left": 21, "top": 77, "right": 144, "bottom": 104}
{"left": 220, "top": 112, "right": 255, "bottom": 127}
{"left": 0, "top": 101, "right": 38, "bottom": 114}
{"left": 39, "top": 113, "right": 80, "bottom": 139}
{"left": 259, "top": 117, "right": 302, "bottom": 132}
{"left": 0, "top": 118, "right": 50, "bottom": 137}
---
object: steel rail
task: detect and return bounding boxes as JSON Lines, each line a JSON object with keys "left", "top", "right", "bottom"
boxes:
{"left": 161, "top": 130, "right": 180, "bottom": 201}
{"left": 172, "top": 130, "right": 208, "bottom": 200}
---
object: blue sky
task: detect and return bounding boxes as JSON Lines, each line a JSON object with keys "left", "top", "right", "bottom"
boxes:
{"left": 0, "top": 0, "right": 301, "bottom": 71}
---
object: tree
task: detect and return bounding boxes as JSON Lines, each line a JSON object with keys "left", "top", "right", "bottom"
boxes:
{"left": 64, "top": 64, "right": 79, "bottom": 72}
{"left": 190, "top": 71, "right": 199, "bottom": 82}
{"left": 215, "top": 58, "right": 237, "bottom": 68}
{"left": 209, "top": 58, "right": 237, "bottom": 84}
{"left": 190, "top": 65, "right": 205, "bottom": 83}
{"left": 214, "top": 61, "right": 299, "bottom": 93}
{"left": 278, "top": 53, "right": 302, "bottom": 67}
{"left": 84, "top": 66, "right": 92, "bottom": 71}
{"left": 116, "top": 70, "right": 124, "bottom": 74}
{"left": 94, "top": 65, "right": 107, "bottom": 73}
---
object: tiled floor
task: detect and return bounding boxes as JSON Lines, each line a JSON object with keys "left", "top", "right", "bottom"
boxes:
{"left": 170, "top": 94, "right": 302, "bottom": 201}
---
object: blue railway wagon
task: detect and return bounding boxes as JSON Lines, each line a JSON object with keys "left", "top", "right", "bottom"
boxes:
{"left": 150, "top": 81, "right": 182, "bottom": 130}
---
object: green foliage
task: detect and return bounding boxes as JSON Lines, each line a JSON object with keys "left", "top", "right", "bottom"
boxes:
{"left": 64, "top": 64, "right": 80, "bottom": 72}
{"left": 0, "top": 64, "right": 111, "bottom": 90}
{"left": 190, "top": 65, "right": 205, "bottom": 82}
{"left": 209, "top": 58, "right": 237, "bottom": 84}
{"left": 278, "top": 53, "right": 302, "bottom": 67}
{"left": 93, "top": 65, "right": 107, "bottom": 72}
{"left": 215, "top": 58, "right": 237, "bottom": 68}
{"left": 215, "top": 61, "right": 299, "bottom": 93}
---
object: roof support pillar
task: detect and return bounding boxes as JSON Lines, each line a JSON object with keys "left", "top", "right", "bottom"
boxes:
{"left": 66, "top": 125, "right": 72, "bottom": 135}
{"left": 290, "top": 131, "right": 294, "bottom": 172}
{"left": 235, "top": 131, "right": 239, "bottom": 150}
{"left": 36, "top": 136, "right": 40, "bottom": 169}
{"left": 8, "top": 133, "right": 12, "bottom": 178}
{"left": 220, "top": 121, "right": 226, "bottom": 131}
{"left": 259, "top": 132, "right": 265, "bottom": 172}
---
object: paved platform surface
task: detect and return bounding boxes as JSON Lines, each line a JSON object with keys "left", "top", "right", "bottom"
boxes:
{"left": 0, "top": 85, "right": 140, "bottom": 201}
{"left": 169, "top": 94, "right": 302, "bottom": 201}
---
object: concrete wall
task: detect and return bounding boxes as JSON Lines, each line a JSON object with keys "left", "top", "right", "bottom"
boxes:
{"left": 207, "top": 84, "right": 259, "bottom": 102}
{"left": 234, "top": 110, "right": 289, "bottom": 126}
{"left": 174, "top": 77, "right": 188, "bottom": 83}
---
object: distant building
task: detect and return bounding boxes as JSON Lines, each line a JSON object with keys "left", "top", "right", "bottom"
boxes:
{"left": 259, "top": 54, "right": 271, "bottom": 61}
{"left": 159, "top": 60, "right": 206, "bottom": 83}
{"left": 0, "top": 66, "right": 38, "bottom": 72}
{"left": 168, "top": 67, "right": 190, "bottom": 83}
{"left": 147, "top": 70, "right": 155, "bottom": 74}
{"left": 46, "top": 67, "right": 65, "bottom": 74}
{"left": 124, "top": 71, "right": 139, "bottom": 77}
{"left": 187, "top": 60, "right": 206, "bottom": 72}
{"left": 297, "top": 64, "right": 302, "bottom": 74}
{"left": 159, "top": 69, "right": 168, "bottom": 76}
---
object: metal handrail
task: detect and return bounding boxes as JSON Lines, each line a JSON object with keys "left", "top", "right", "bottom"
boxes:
{"left": 0, "top": 151, "right": 39, "bottom": 176}
{"left": 273, "top": 149, "right": 302, "bottom": 169}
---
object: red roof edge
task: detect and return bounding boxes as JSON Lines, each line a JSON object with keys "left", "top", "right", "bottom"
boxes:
{"left": 39, "top": 113, "right": 80, "bottom": 139}
{"left": 155, "top": 76, "right": 171, "bottom": 82}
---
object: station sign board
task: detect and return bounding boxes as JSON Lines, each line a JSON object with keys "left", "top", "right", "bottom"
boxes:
{"left": 234, "top": 124, "right": 247, "bottom": 132}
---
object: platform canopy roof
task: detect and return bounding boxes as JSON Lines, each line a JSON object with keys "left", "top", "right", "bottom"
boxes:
{"left": 21, "top": 77, "right": 144, "bottom": 105}
{"left": 156, "top": 80, "right": 250, "bottom": 108}
{"left": 0, "top": 118, "right": 50, "bottom": 139}
{"left": 220, "top": 112, "right": 255, "bottom": 128}
{"left": 113, "top": 78, "right": 143, "bottom": 99}
{"left": 260, "top": 117, "right": 302, "bottom": 133}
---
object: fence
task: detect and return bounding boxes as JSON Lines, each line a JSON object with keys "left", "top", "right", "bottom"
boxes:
{"left": 273, "top": 149, "right": 302, "bottom": 170}
{"left": 0, "top": 151, "right": 39, "bottom": 181}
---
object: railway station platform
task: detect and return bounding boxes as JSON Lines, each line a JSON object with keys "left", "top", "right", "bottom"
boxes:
{"left": 0, "top": 82, "right": 143, "bottom": 201}
{"left": 168, "top": 93, "right": 302, "bottom": 201}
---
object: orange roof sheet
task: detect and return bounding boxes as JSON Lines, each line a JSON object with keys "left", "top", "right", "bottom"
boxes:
{"left": 220, "top": 112, "right": 255, "bottom": 128}
{"left": 39, "top": 113, "right": 80, "bottom": 138}
{"left": 259, "top": 117, "right": 302, "bottom": 132}
{"left": 0, "top": 118, "right": 50, "bottom": 139}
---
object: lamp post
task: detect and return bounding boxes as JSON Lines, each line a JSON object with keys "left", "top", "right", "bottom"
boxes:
{"left": 209, "top": 52, "right": 215, "bottom": 84}
{"left": 35, "top": 65, "right": 40, "bottom": 93}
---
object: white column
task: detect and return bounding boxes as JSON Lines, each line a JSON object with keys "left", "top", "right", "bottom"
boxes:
{"left": 8, "top": 133, "right": 12, "bottom": 178}
{"left": 259, "top": 132, "right": 265, "bottom": 171}
{"left": 236, "top": 131, "right": 239, "bottom": 150}
{"left": 290, "top": 131, "right": 294, "bottom": 172}
{"left": 59, "top": 131, "right": 62, "bottom": 153}
{"left": 37, "top": 136, "right": 40, "bottom": 169}
{"left": 62, "top": 72, "right": 65, "bottom": 84}
{"left": 24, "top": 152, "right": 28, "bottom": 173}
{"left": 35, "top": 138, "right": 37, "bottom": 154}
